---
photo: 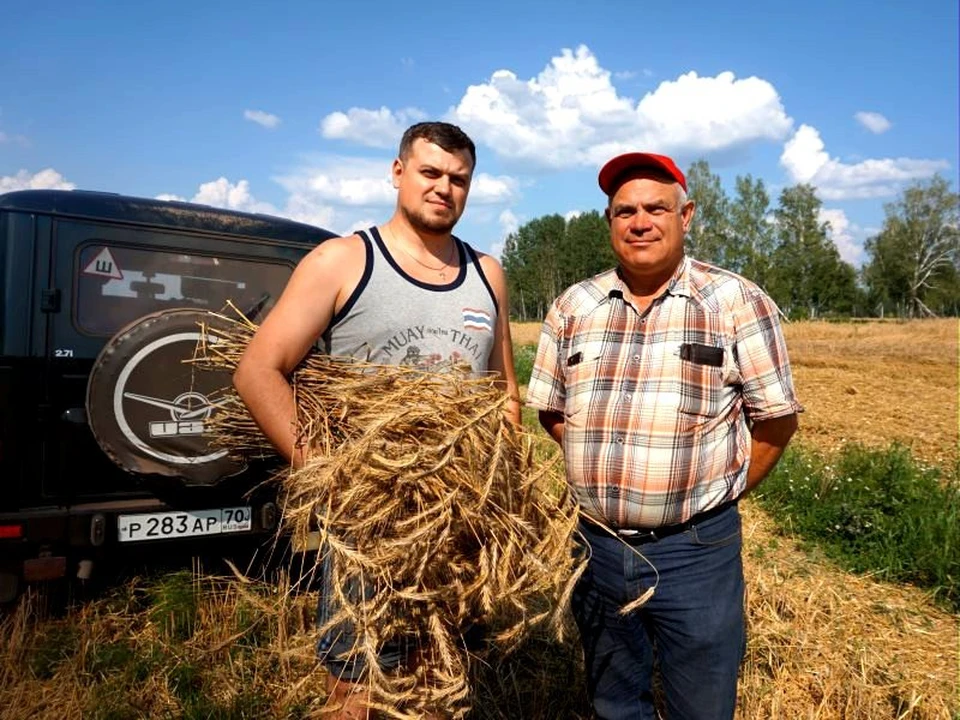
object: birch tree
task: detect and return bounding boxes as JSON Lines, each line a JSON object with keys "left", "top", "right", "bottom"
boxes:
{"left": 863, "top": 175, "right": 960, "bottom": 317}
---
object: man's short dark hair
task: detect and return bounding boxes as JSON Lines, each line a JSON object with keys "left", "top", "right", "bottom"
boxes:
{"left": 399, "top": 122, "right": 476, "bottom": 169}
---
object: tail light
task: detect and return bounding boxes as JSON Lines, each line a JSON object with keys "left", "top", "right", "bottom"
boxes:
{"left": 0, "top": 524, "right": 23, "bottom": 539}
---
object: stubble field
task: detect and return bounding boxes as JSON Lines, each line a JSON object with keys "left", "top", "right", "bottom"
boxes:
{"left": 0, "top": 320, "right": 955, "bottom": 719}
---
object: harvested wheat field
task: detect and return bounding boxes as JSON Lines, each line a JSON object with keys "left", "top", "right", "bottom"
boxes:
{"left": 737, "top": 503, "right": 957, "bottom": 719}
{"left": 0, "top": 319, "right": 956, "bottom": 719}
{"left": 784, "top": 319, "right": 958, "bottom": 468}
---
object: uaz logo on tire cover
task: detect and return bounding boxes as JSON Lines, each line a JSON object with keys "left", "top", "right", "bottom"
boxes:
{"left": 86, "top": 308, "right": 248, "bottom": 485}
{"left": 113, "top": 331, "right": 229, "bottom": 465}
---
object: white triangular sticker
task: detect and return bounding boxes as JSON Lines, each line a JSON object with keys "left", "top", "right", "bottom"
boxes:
{"left": 82, "top": 247, "right": 123, "bottom": 280}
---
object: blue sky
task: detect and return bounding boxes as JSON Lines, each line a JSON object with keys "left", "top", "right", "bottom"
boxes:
{"left": 2, "top": 0, "right": 957, "bottom": 267}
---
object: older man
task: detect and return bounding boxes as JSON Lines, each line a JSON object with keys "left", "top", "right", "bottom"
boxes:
{"left": 526, "top": 152, "right": 801, "bottom": 720}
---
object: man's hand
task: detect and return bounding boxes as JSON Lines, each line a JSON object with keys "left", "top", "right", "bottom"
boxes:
{"left": 538, "top": 410, "right": 565, "bottom": 445}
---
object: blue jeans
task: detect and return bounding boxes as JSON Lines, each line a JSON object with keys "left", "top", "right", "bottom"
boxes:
{"left": 572, "top": 503, "right": 746, "bottom": 720}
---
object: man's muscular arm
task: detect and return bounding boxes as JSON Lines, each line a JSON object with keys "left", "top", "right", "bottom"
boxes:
{"left": 233, "top": 236, "right": 359, "bottom": 466}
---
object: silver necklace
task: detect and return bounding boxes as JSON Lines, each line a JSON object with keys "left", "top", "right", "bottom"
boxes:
{"left": 386, "top": 225, "right": 456, "bottom": 280}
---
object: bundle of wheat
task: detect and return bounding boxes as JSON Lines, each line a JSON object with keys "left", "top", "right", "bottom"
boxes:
{"left": 190, "top": 310, "right": 586, "bottom": 719}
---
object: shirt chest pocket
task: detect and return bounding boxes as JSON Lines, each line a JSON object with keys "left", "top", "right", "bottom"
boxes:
{"left": 562, "top": 338, "right": 606, "bottom": 418}
{"left": 675, "top": 342, "right": 736, "bottom": 423}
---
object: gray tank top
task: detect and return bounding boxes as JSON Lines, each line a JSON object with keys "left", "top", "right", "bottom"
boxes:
{"left": 320, "top": 227, "right": 499, "bottom": 374}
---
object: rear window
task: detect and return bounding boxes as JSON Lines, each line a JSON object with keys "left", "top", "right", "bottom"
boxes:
{"left": 75, "top": 243, "right": 292, "bottom": 336}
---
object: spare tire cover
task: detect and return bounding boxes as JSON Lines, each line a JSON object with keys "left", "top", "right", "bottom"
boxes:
{"left": 86, "top": 308, "right": 247, "bottom": 487}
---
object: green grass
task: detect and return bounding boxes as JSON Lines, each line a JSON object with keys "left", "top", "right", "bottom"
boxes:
{"left": 754, "top": 442, "right": 960, "bottom": 611}
{"left": 28, "top": 623, "right": 80, "bottom": 679}
{"left": 521, "top": 404, "right": 541, "bottom": 431}
{"left": 146, "top": 570, "right": 199, "bottom": 641}
{"left": 513, "top": 343, "right": 537, "bottom": 386}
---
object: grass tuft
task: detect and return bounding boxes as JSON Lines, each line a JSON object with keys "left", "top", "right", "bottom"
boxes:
{"left": 513, "top": 343, "right": 537, "bottom": 386}
{"left": 754, "top": 441, "right": 960, "bottom": 610}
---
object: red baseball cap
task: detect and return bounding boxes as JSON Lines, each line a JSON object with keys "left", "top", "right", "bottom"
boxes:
{"left": 598, "top": 152, "right": 687, "bottom": 195}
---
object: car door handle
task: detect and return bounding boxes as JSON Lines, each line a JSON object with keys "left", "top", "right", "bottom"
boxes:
{"left": 61, "top": 407, "right": 88, "bottom": 424}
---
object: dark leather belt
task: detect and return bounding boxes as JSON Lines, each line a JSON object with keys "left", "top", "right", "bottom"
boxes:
{"left": 584, "top": 500, "right": 738, "bottom": 545}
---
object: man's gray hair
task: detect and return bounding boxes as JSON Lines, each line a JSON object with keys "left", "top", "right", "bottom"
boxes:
{"left": 605, "top": 177, "right": 689, "bottom": 210}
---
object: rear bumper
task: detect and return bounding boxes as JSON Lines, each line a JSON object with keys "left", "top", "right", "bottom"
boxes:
{"left": 0, "top": 499, "right": 282, "bottom": 588}
{"left": 1, "top": 498, "right": 280, "bottom": 546}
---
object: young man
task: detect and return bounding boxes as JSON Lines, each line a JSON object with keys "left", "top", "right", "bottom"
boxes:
{"left": 233, "top": 121, "right": 520, "bottom": 719}
{"left": 525, "top": 152, "right": 801, "bottom": 720}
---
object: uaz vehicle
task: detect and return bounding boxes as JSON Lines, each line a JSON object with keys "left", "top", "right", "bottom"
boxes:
{"left": 0, "top": 189, "right": 336, "bottom": 602}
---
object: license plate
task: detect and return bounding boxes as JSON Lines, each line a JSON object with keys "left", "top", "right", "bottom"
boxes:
{"left": 117, "top": 507, "right": 252, "bottom": 543}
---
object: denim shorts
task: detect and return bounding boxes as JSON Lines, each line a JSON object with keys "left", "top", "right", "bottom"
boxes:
{"left": 315, "top": 548, "right": 406, "bottom": 682}
{"left": 316, "top": 546, "right": 491, "bottom": 682}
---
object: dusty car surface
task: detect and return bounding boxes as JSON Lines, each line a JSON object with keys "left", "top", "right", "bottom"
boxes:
{"left": 0, "top": 188, "right": 335, "bottom": 602}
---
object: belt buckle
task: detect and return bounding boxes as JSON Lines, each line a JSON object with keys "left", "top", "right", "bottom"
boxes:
{"left": 619, "top": 528, "right": 658, "bottom": 542}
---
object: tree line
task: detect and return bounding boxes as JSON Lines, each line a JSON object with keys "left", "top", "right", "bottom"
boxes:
{"left": 501, "top": 161, "right": 960, "bottom": 321}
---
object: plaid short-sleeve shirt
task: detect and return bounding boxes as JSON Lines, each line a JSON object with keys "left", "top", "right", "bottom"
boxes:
{"left": 525, "top": 257, "right": 803, "bottom": 530}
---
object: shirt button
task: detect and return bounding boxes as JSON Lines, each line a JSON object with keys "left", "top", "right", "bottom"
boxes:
{"left": 632, "top": 354, "right": 641, "bottom": 363}
{"left": 623, "top": 393, "right": 632, "bottom": 401}
{"left": 616, "top": 436, "right": 624, "bottom": 445}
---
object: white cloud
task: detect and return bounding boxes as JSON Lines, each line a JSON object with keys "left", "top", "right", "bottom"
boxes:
{"left": 818, "top": 208, "right": 865, "bottom": 266}
{"left": 157, "top": 154, "right": 406, "bottom": 236}
{"left": 489, "top": 209, "right": 525, "bottom": 260}
{"left": 244, "top": 109, "right": 281, "bottom": 129}
{"left": 275, "top": 156, "right": 396, "bottom": 207}
{"left": 157, "top": 176, "right": 337, "bottom": 230}
{"left": 444, "top": 45, "right": 793, "bottom": 169}
{"left": 499, "top": 209, "right": 520, "bottom": 236}
{"left": 319, "top": 106, "right": 427, "bottom": 148}
{"left": 781, "top": 124, "right": 949, "bottom": 200}
{"left": 470, "top": 173, "right": 520, "bottom": 204}
{"left": 564, "top": 210, "right": 583, "bottom": 222}
{"left": 275, "top": 157, "right": 517, "bottom": 209}
{"left": 854, "top": 111, "right": 891, "bottom": 134}
{"left": 192, "top": 177, "right": 276, "bottom": 214}
{"left": 281, "top": 193, "right": 340, "bottom": 230}
{"left": 154, "top": 156, "right": 520, "bottom": 241}
{"left": 0, "top": 168, "right": 75, "bottom": 192}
